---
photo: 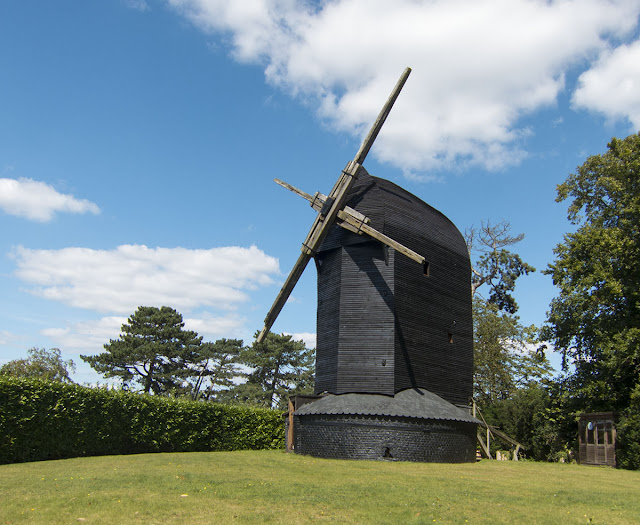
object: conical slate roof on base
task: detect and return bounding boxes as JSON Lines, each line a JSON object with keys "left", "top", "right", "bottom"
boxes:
{"left": 294, "top": 388, "right": 479, "bottom": 424}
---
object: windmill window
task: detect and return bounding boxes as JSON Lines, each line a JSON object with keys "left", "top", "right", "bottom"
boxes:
{"left": 423, "top": 261, "right": 431, "bottom": 277}
{"left": 448, "top": 333, "right": 454, "bottom": 344}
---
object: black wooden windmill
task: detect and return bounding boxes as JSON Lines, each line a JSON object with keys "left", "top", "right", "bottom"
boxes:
{"left": 259, "top": 68, "right": 479, "bottom": 463}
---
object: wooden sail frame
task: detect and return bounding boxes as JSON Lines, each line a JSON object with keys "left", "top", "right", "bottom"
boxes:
{"left": 257, "top": 67, "right": 417, "bottom": 342}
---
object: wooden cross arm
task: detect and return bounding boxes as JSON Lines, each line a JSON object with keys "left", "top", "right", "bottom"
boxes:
{"left": 336, "top": 210, "right": 426, "bottom": 265}
{"left": 275, "top": 178, "right": 425, "bottom": 265}
{"left": 274, "top": 178, "right": 370, "bottom": 229}
{"left": 256, "top": 161, "right": 361, "bottom": 344}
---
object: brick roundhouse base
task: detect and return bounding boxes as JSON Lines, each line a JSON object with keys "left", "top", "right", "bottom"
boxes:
{"left": 287, "top": 389, "right": 479, "bottom": 463}
{"left": 292, "top": 414, "right": 477, "bottom": 462}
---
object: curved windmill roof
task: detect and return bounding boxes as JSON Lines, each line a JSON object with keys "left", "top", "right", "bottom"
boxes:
{"left": 319, "top": 170, "right": 468, "bottom": 260}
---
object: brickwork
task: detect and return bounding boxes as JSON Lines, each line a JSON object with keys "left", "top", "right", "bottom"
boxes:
{"left": 292, "top": 414, "right": 477, "bottom": 463}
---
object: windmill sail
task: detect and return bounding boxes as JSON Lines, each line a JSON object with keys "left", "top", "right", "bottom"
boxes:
{"left": 257, "top": 68, "right": 412, "bottom": 343}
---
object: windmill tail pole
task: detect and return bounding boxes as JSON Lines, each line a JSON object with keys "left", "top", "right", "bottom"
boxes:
{"left": 352, "top": 66, "right": 411, "bottom": 165}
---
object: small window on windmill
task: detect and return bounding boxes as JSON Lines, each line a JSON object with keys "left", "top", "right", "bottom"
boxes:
{"left": 423, "top": 261, "right": 431, "bottom": 277}
{"left": 448, "top": 333, "right": 454, "bottom": 344}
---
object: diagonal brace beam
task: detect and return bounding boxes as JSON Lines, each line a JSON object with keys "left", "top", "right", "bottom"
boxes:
{"left": 275, "top": 177, "right": 425, "bottom": 265}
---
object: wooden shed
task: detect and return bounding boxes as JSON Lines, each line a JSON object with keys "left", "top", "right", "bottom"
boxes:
{"left": 578, "top": 412, "right": 617, "bottom": 467}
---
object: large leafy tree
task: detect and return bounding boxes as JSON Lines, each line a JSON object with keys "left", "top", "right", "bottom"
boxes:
{"left": 0, "top": 347, "right": 75, "bottom": 382}
{"left": 222, "top": 332, "right": 315, "bottom": 409}
{"left": 82, "top": 306, "right": 203, "bottom": 394}
{"left": 544, "top": 133, "right": 640, "bottom": 412}
{"left": 473, "top": 298, "right": 551, "bottom": 405}
{"left": 466, "top": 221, "right": 551, "bottom": 455}
{"left": 465, "top": 220, "right": 545, "bottom": 401}
{"left": 466, "top": 220, "right": 535, "bottom": 313}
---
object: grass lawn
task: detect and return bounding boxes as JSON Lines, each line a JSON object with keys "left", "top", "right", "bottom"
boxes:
{"left": 1, "top": 450, "right": 639, "bottom": 524}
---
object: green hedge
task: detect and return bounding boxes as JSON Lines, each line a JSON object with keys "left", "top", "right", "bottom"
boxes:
{"left": 0, "top": 377, "right": 284, "bottom": 464}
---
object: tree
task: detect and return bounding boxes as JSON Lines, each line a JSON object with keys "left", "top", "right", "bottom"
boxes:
{"left": 0, "top": 347, "right": 75, "bottom": 382}
{"left": 543, "top": 133, "right": 640, "bottom": 410}
{"left": 187, "top": 338, "right": 244, "bottom": 401}
{"left": 465, "top": 220, "right": 535, "bottom": 313}
{"left": 223, "top": 332, "right": 315, "bottom": 409}
{"left": 543, "top": 133, "right": 640, "bottom": 468}
{"left": 473, "top": 297, "right": 552, "bottom": 405}
{"left": 465, "top": 220, "right": 545, "bottom": 402}
{"left": 82, "top": 306, "right": 203, "bottom": 394}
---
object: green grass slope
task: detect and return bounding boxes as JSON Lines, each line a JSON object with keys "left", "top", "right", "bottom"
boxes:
{"left": 1, "top": 450, "right": 639, "bottom": 524}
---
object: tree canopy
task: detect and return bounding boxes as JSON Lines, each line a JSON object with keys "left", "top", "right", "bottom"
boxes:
{"left": 220, "top": 332, "right": 315, "bottom": 409}
{"left": 82, "top": 306, "right": 205, "bottom": 394}
{"left": 466, "top": 219, "right": 535, "bottom": 313}
{"left": 543, "top": 132, "right": 640, "bottom": 412}
{"left": 0, "top": 347, "right": 75, "bottom": 382}
{"left": 473, "top": 298, "right": 551, "bottom": 405}
{"left": 188, "top": 338, "right": 244, "bottom": 401}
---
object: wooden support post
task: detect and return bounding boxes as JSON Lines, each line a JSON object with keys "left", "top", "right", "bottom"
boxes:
{"left": 477, "top": 429, "right": 491, "bottom": 459}
{"left": 287, "top": 398, "right": 295, "bottom": 452}
{"left": 487, "top": 426, "right": 491, "bottom": 457}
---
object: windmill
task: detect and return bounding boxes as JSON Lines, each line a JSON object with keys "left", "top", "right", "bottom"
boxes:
{"left": 257, "top": 67, "right": 423, "bottom": 343}
{"left": 258, "top": 68, "right": 478, "bottom": 462}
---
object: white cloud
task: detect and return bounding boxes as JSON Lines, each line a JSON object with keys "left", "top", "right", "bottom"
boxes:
{"left": 12, "top": 244, "right": 280, "bottom": 315}
{"left": 572, "top": 38, "right": 640, "bottom": 129}
{"left": 288, "top": 331, "right": 316, "bottom": 349}
{"left": 42, "top": 317, "right": 126, "bottom": 352}
{"left": 183, "top": 313, "right": 247, "bottom": 340}
{"left": 43, "top": 312, "right": 247, "bottom": 355}
{"left": 0, "top": 178, "right": 100, "bottom": 222}
{"left": 0, "top": 330, "right": 18, "bottom": 346}
{"left": 167, "top": 0, "right": 640, "bottom": 173}
{"left": 124, "top": 0, "right": 150, "bottom": 11}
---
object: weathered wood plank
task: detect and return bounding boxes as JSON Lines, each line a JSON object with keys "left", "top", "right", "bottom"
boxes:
{"left": 337, "top": 210, "right": 426, "bottom": 265}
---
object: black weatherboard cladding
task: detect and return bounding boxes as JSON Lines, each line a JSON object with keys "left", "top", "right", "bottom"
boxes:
{"left": 314, "top": 170, "right": 473, "bottom": 406}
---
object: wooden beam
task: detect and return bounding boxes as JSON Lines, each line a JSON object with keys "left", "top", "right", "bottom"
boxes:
{"left": 337, "top": 210, "right": 426, "bottom": 265}
{"left": 274, "top": 178, "right": 424, "bottom": 265}
{"left": 274, "top": 179, "right": 368, "bottom": 225}
{"left": 477, "top": 430, "right": 491, "bottom": 459}
{"left": 257, "top": 250, "right": 312, "bottom": 343}
{"left": 257, "top": 68, "right": 412, "bottom": 343}
{"left": 486, "top": 424, "right": 527, "bottom": 450}
{"left": 353, "top": 67, "right": 411, "bottom": 165}
{"left": 274, "top": 178, "right": 314, "bottom": 203}
{"left": 287, "top": 398, "right": 295, "bottom": 452}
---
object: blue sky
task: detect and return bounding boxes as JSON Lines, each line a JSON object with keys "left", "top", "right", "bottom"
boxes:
{"left": 1, "top": 0, "right": 639, "bottom": 384}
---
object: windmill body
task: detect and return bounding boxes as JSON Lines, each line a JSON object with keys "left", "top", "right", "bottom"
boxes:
{"left": 259, "top": 69, "right": 479, "bottom": 462}
{"left": 315, "top": 170, "right": 473, "bottom": 406}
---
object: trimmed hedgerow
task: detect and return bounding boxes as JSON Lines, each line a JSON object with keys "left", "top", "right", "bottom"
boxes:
{"left": 0, "top": 377, "right": 284, "bottom": 464}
